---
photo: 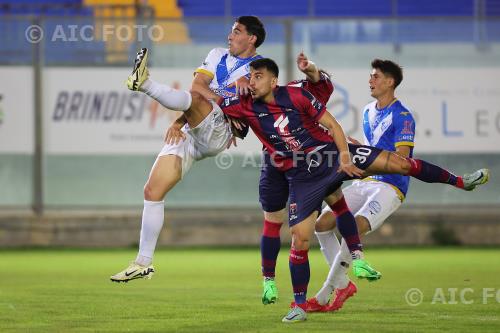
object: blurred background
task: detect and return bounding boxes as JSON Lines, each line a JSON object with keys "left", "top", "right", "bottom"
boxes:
{"left": 0, "top": 0, "right": 499, "bottom": 247}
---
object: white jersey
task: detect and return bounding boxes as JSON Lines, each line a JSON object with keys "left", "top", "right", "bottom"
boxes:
{"left": 195, "top": 48, "right": 262, "bottom": 98}
{"left": 157, "top": 48, "right": 261, "bottom": 176}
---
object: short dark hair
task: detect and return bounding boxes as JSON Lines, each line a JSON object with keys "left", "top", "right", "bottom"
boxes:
{"left": 236, "top": 16, "right": 266, "bottom": 48}
{"left": 371, "top": 59, "right": 403, "bottom": 88}
{"left": 250, "top": 58, "right": 279, "bottom": 77}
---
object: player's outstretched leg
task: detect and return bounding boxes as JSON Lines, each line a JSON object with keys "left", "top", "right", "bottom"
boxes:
{"left": 127, "top": 48, "right": 149, "bottom": 91}
{"left": 110, "top": 262, "right": 155, "bottom": 283}
{"left": 126, "top": 48, "right": 213, "bottom": 128}
{"left": 362, "top": 149, "right": 489, "bottom": 191}
{"left": 462, "top": 168, "right": 489, "bottom": 191}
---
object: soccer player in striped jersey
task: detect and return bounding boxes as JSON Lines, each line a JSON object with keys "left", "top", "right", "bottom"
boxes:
{"left": 218, "top": 58, "right": 489, "bottom": 322}
{"left": 288, "top": 59, "right": 489, "bottom": 314}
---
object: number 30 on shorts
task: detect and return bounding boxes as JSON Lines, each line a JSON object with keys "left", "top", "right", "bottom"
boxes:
{"left": 352, "top": 147, "right": 372, "bottom": 164}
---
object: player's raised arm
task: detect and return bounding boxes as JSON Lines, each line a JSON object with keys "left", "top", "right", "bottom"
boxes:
{"left": 318, "top": 111, "right": 364, "bottom": 178}
{"left": 191, "top": 72, "right": 220, "bottom": 101}
{"left": 296, "top": 52, "right": 321, "bottom": 83}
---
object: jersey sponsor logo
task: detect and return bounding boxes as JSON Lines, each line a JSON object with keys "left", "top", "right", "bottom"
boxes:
{"left": 258, "top": 113, "right": 267, "bottom": 118}
{"left": 400, "top": 111, "right": 410, "bottom": 116}
{"left": 399, "top": 135, "right": 414, "bottom": 141}
{"left": 273, "top": 115, "right": 289, "bottom": 133}
{"left": 283, "top": 137, "right": 301, "bottom": 150}
{"left": 310, "top": 96, "right": 323, "bottom": 111}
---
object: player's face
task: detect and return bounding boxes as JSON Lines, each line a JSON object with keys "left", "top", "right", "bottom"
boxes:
{"left": 249, "top": 68, "right": 277, "bottom": 100}
{"left": 228, "top": 22, "right": 255, "bottom": 56}
{"left": 369, "top": 68, "right": 394, "bottom": 98}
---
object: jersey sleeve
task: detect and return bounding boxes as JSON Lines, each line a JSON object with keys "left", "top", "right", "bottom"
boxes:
{"left": 219, "top": 95, "right": 244, "bottom": 119}
{"left": 298, "top": 88, "right": 327, "bottom": 121}
{"left": 303, "top": 73, "right": 334, "bottom": 106}
{"left": 393, "top": 110, "right": 416, "bottom": 147}
{"left": 194, "top": 48, "right": 221, "bottom": 79}
{"left": 287, "top": 73, "right": 334, "bottom": 106}
{"left": 218, "top": 96, "right": 249, "bottom": 138}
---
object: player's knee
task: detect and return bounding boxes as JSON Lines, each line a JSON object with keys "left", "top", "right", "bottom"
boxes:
{"left": 400, "top": 158, "right": 412, "bottom": 175}
{"left": 264, "top": 209, "right": 287, "bottom": 223}
{"left": 143, "top": 182, "right": 162, "bottom": 201}
{"left": 355, "top": 216, "right": 371, "bottom": 235}
{"left": 291, "top": 231, "right": 311, "bottom": 250}
{"left": 143, "top": 176, "right": 180, "bottom": 201}
{"left": 389, "top": 153, "right": 411, "bottom": 175}
{"left": 315, "top": 211, "right": 336, "bottom": 232}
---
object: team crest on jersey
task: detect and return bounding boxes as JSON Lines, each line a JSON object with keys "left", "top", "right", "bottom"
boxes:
{"left": 368, "top": 201, "right": 381, "bottom": 215}
{"left": 289, "top": 204, "right": 298, "bottom": 220}
{"left": 401, "top": 120, "right": 414, "bottom": 135}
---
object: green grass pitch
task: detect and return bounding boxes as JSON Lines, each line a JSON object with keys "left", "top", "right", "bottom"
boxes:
{"left": 1, "top": 248, "right": 499, "bottom": 332}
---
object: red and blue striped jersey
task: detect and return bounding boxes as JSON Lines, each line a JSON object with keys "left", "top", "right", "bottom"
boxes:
{"left": 286, "top": 72, "right": 334, "bottom": 106}
{"left": 220, "top": 85, "right": 334, "bottom": 171}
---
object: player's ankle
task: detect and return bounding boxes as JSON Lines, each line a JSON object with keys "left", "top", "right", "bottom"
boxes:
{"left": 351, "top": 250, "right": 364, "bottom": 260}
{"left": 135, "top": 255, "right": 152, "bottom": 266}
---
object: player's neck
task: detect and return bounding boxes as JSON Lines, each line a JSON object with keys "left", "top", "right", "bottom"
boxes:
{"left": 376, "top": 93, "right": 396, "bottom": 110}
{"left": 236, "top": 48, "right": 257, "bottom": 59}
{"left": 262, "top": 93, "right": 275, "bottom": 104}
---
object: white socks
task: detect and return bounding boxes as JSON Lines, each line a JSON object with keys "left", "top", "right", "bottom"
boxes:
{"left": 330, "top": 240, "right": 352, "bottom": 289}
{"left": 136, "top": 200, "right": 165, "bottom": 266}
{"left": 315, "top": 230, "right": 340, "bottom": 267}
{"left": 314, "top": 231, "right": 352, "bottom": 305}
{"left": 141, "top": 79, "right": 192, "bottom": 111}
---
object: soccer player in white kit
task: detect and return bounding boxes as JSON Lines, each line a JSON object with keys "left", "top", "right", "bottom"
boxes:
{"left": 110, "top": 16, "right": 266, "bottom": 282}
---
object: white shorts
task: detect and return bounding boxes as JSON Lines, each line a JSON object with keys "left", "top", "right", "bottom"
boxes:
{"left": 157, "top": 101, "right": 232, "bottom": 177}
{"left": 322, "top": 180, "right": 402, "bottom": 233}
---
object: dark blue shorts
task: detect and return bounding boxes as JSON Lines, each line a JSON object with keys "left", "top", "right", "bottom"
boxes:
{"left": 348, "top": 144, "right": 383, "bottom": 172}
{"left": 259, "top": 152, "right": 289, "bottom": 213}
{"left": 259, "top": 143, "right": 382, "bottom": 227}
